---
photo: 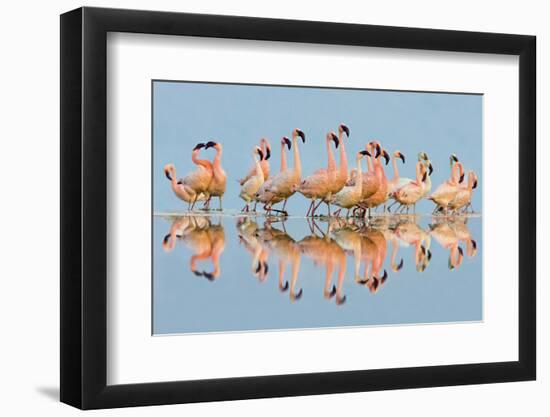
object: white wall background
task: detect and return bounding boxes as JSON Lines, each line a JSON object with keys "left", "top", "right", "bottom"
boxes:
{"left": 0, "top": 0, "right": 544, "bottom": 415}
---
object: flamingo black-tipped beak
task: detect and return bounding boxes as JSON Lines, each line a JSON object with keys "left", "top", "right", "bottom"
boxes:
{"left": 297, "top": 129, "right": 305, "bottom": 142}
{"left": 163, "top": 234, "right": 171, "bottom": 245}
{"left": 398, "top": 153, "right": 406, "bottom": 164}
{"left": 263, "top": 262, "right": 269, "bottom": 274}
{"left": 459, "top": 173, "right": 465, "bottom": 183}
{"left": 293, "top": 289, "right": 303, "bottom": 301}
{"left": 279, "top": 281, "right": 289, "bottom": 292}
{"left": 380, "top": 269, "right": 388, "bottom": 284}
{"left": 422, "top": 172, "right": 427, "bottom": 182}
{"left": 192, "top": 270, "right": 203, "bottom": 276}
{"left": 203, "top": 271, "right": 215, "bottom": 281}
{"left": 177, "top": 180, "right": 183, "bottom": 185}
{"left": 336, "top": 295, "right": 347, "bottom": 305}
{"left": 255, "top": 262, "right": 262, "bottom": 273}
{"left": 340, "top": 124, "right": 350, "bottom": 137}
{"left": 164, "top": 170, "right": 172, "bottom": 181}
{"left": 283, "top": 137, "right": 291, "bottom": 149}
{"left": 257, "top": 148, "right": 264, "bottom": 160}
{"left": 451, "top": 154, "right": 459, "bottom": 163}
{"left": 458, "top": 246, "right": 464, "bottom": 257}
{"left": 428, "top": 163, "right": 433, "bottom": 176}
{"left": 205, "top": 141, "right": 217, "bottom": 149}
{"left": 396, "top": 259, "right": 404, "bottom": 271}
{"left": 265, "top": 147, "right": 271, "bottom": 160}
{"left": 473, "top": 179, "right": 478, "bottom": 189}
{"left": 331, "top": 133, "right": 339, "bottom": 148}
{"left": 471, "top": 239, "right": 477, "bottom": 250}
{"left": 360, "top": 150, "right": 371, "bottom": 157}
{"left": 193, "top": 143, "right": 205, "bottom": 151}
{"left": 383, "top": 150, "right": 390, "bottom": 165}
{"left": 375, "top": 144, "right": 381, "bottom": 158}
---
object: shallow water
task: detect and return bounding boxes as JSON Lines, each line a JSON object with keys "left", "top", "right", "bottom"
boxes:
{"left": 153, "top": 213, "right": 482, "bottom": 335}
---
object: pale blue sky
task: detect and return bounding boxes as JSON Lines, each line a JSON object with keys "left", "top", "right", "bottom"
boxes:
{"left": 153, "top": 81, "right": 482, "bottom": 214}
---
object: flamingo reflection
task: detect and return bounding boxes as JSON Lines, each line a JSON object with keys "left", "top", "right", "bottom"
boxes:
{"left": 162, "top": 215, "right": 225, "bottom": 280}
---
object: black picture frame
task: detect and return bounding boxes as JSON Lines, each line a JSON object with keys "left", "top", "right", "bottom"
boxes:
{"left": 60, "top": 6, "right": 536, "bottom": 410}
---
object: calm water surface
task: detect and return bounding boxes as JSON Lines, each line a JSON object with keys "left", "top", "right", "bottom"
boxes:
{"left": 153, "top": 214, "right": 482, "bottom": 335}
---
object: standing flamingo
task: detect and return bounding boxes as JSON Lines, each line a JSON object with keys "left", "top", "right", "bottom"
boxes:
{"left": 239, "top": 137, "right": 271, "bottom": 185}
{"left": 296, "top": 132, "right": 339, "bottom": 217}
{"left": 428, "top": 160, "right": 464, "bottom": 214}
{"left": 448, "top": 170, "right": 478, "bottom": 213}
{"left": 418, "top": 151, "right": 434, "bottom": 198}
{"left": 331, "top": 150, "right": 370, "bottom": 216}
{"left": 360, "top": 141, "right": 390, "bottom": 215}
{"left": 261, "top": 128, "right": 306, "bottom": 216}
{"left": 387, "top": 151, "right": 409, "bottom": 195}
{"left": 204, "top": 141, "right": 227, "bottom": 211}
{"left": 392, "top": 161, "right": 427, "bottom": 213}
{"left": 163, "top": 164, "right": 206, "bottom": 208}
{"left": 256, "top": 137, "right": 291, "bottom": 213}
{"left": 239, "top": 146, "right": 265, "bottom": 212}
{"left": 178, "top": 143, "right": 213, "bottom": 210}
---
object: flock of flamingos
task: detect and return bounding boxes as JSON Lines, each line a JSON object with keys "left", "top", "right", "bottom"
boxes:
{"left": 161, "top": 215, "right": 478, "bottom": 305}
{"left": 163, "top": 123, "right": 479, "bottom": 217}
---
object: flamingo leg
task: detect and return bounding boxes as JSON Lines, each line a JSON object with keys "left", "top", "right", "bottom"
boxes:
{"left": 306, "top": 200, "right": 314, "bottom": 217}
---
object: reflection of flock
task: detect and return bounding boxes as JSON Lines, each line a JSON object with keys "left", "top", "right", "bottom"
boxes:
{"left": 164, "top": 124, "right": 479, "bottom": 217}
{"left": 161, "top": 215, "right": 479, "bottom": 305}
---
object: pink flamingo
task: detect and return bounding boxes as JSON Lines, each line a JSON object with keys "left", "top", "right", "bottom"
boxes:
{"left": 239, "top": 137, "right": 271, "bottom": 185}
{"left": 428, "top": 160, "right": 464, "bottom": 214}
{"left": 175, "top": 143, "right": 213, "bottom": 210}
{"left": 392, "top": 161, "right": 427, "bottom": 213}
{"left": 448, "top": 170, "right": 478, "bottom": 213}
{"left": 261, "top": 128, "right": 306, "bottom": 216}
{"left": 256, "top": 137, "right": 292, "bottom": 214}
{"left": 360, "top": 141, "right": 390, "bottom": 215}
{"left": 239, "top": 146, "right": 265, "bottom": 212}
{"left": 204, "top": 141, "right": 227, "bottom": 211}
{"left": 296, "top": 132, "right": 339, "bottom": 217}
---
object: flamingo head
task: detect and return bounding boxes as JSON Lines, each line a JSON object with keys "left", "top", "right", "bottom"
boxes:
{"left": 368, "top": 141, "right": 382, "bottom": 158}
{"left": 254, "top": 146, "right": 264, "bottom": 160}
{"left": 163, "top": 163, "right": 175, "bottom": 181}
{"left": 328, "top": 131, "right": 339, "bottom": 148}
{"left": 394, "top": 150, "right": 405, "bottom": 164}
{"left": 293, "top": 128, "right": 306, "bottom": 143}
{"left": 281, "top": 136, "right": 292, "bottom": 150}
{"left": 469, "top": 171, "right": 478, "bottom": 189}
{"left": 260, "top": 137, "right": 271, "bottom": 160}
{"left": 205, "top": 141, "right": 221, "bottom": 151}
{"left": 339, "top": 123, "right": 350, "bottom": 137}
{"left": 450, "top": 153, "right": 459, "bottom": 168}
{"left": 359, "top": 150, "right": 371, "bottom": 159}
{"left": 381, "top": 149, "right": 390, "bottom": 165}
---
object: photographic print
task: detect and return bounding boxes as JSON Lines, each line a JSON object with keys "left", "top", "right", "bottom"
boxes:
{"left": 152, "top": 80, "right": 482, "bottom": 335}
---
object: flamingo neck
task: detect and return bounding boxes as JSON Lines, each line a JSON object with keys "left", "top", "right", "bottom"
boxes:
{"left": 415, "top": 161, "right": 423, "bottom": 184}
{"left": 450, "top": 162, "right": 460, "bottom": 184}
{"left": 326, "top": 139, "right": 336, "bottom": 171}
{"left": 392, "top": 157, "right": 399, "bottom": 180}
{"left": 355, "top": 157, "right": 363, "bottom": 191}
{"left": 292, "top": 137, "right": 301, "bottom": 175}
{"left": 339, "top": 134, "right": 348, "bottom": 178}
{"left": 280, "top": 143, "right": 287, "bottom": 172}
{"left": 254, "top": 155, "right": 263, "bottom": 179}
{"left": 191, "top": 150, "right": 212, "bottom": 170}
{"left": 366, "top": 154, "right": 374, "bottom": 173}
